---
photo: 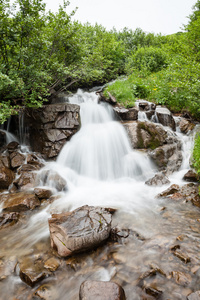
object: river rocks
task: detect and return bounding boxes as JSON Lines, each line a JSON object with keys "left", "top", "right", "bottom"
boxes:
{"left": 113, "top": 106, "right": 138, "bottom": 121}
{"left": 0, "top": 166, "right": 15, "bottom": 189}
{"left": 25, "top": 103, "right": 80, "bottom": 159}
{"left": 14, "top": 171, "right": 37, "bottom": 191}
{"left": 79, "top": 280, "right": 126, "bottom": 300}
{"left": 145, "top": 172, "right": 170, "bottom": 186}
{"left": 157, "top": 183, "right": 200, "bottom": 207}
{"left": 1, "top": 191, "right": 40, "bottom": 212}
{"left": 19, "top": 257, "right": 49, "bottom": 287}
{"left": 0, "top": 130, "right": 6, "bottom": 147}
{"left": 187, "top": 291, "right": 200, "bottom": 300}
{"left": 34, "top": 188, "right": 52, "bottom": 200}
{"left": 0, "top": 153, "right": 10, "bottom": 168}
{"left": 0, "top": 212, "right": 20, "bottom": 229}
{"left": 40, "top": 169, "right": 67, "bottom": 191}
{"left": 149, "top": 142, "right": 182, "bottom": 175}
{"left": 179, "top": 118, "right": 195, "bottom": 134}
{"left": 155, "top": 106, "right": 176, "bottom": 131}
{"left": 183, "top": 170, "right": 199, "bottom": 182}
{"left": 10, "top": 151, "right": 26, "bottom": 168}
{"left": 48, "top": 205, "right": 112, "bottom": 257}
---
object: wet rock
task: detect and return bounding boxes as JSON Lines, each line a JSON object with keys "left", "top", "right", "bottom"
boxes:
{"left": 34, "top": 188, "right": 53, "bottom": 200}
{"left": 0, "top": 130, "right": 6, "bottom": 147}
{"left": 144, "top": 285, "right": 163, "bottom": 299}
{"left": 171, "top": 271, "right": 192, "bottom": 286}
{"left": 183, "top": 170, "right": 199, "bottom": 182}
{"left": 158, "top": 183, "right": 200, "bottom": 207}
{"left": 155, "top": 106, "right": 176, "bottom": 130}
{"left": 79, "top": 280, "right": 126, "bottom": 300}
{"left": 0, "top": 166, "right": 15, "bottom": 189}
{"left": 157, "top": 184, "right": 180, "bottom": 197}
{"left": 0, "top": 154, "right": 10, "bottom": 168}
{"left": 149, "top": 143, "right": 182, "bottom": 174}
{"left": 114, "top": 106, "right": 138, "bottom": 121}
{"left": 39, "top": 169, "right": 67, "bottom": 192}
{"left": 1, "top": 192, "right": 40, "bottom": 212}
{"left": 179, "top": 118, "right": 195, "bottom": 134}
{"left": 187, "top": 291, "right": 200, "bottom": 300}
{"left": 123, "top": 121, "right": 167, "bottom": 149}
{"left": 172, "top": 250, "right": 191, "bottom": 264}
{"left": 7, "top": 141, "right": 19, "bottom": 151}
{"left": 44, "top": 257, "right": 60, "bottom": 272}
{"left": 14, "top": 171, "right": 36, "bottom": 190}
{"left": 34, "top": 284, "right": 58, "bottom": 300}
{"left": 106, "top": 92, "right": 117, "bottom": 105}
{"left": 0, "top": 212, "right": 20, "bottom": 229}
{"left": 48, "top": 205, "right": 112, "bottom": 257}
{"left": 145, "top": 172, "right": 170, "bottom": 186}
{"left": 19, "top": 257, "right": 48, "bottom": 287}
{"left": 25, "top": 103, "right": 80, "bottom": 159}
{"left": 10, "top": 151, "right": 26, "bottom": 168}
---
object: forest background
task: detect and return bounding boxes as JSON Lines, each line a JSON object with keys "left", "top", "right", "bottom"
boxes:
{"left": 0, "top": 0, "right": 200, "bottom": 175}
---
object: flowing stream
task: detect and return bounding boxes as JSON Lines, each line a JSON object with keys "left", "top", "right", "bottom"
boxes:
{"left": 0, "top": 90, "right": 200, "bottom": 299}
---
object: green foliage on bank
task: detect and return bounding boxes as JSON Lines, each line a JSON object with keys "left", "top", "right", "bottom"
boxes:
{"left": 1, "top": 0, "right": 200, "bottom": 123}
{"left": 193, "top": 133, "right": 200, "bottom": 175}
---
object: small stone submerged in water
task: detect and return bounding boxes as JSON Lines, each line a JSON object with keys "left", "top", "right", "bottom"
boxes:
{"left": 48, "top": 205, "right": 112, "bottom": 257}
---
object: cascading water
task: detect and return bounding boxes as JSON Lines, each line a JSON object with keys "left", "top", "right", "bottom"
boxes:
{"left": 0, "top": 89, "right": 200, "bottom": 300}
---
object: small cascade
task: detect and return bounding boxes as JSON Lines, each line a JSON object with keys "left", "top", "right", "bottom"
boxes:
{"left": 138, "top": 110, "right": 148, "bottom": 121}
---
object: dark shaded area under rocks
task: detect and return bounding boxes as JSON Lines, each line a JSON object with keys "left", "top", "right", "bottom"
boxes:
{"left": 0, "top": 96, "right": 200, "bottom": 300}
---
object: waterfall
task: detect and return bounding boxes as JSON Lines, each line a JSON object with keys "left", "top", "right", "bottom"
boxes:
{"left": 57, "top": 89, "right": 155, "bottom": 181}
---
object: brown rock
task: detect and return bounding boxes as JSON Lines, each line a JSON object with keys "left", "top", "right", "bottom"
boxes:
{"left": 0, "top": 166, "right": 15, "bottom": 189}
{"left": 172, "top": 250, "right": 191, "bottom": 264}
{"left": 10, "top": 151, "right": 26, "bottom": 168}
{"left": 19, "top": 257, "right": 48, "bottom": 287}
{"left": 157, "top": 184, "right": 180, "bottom": 198}
{"left": 0, "top": 212, "right": 20, "bottom": 229}
{"left": 144, "top": 285, "right": 163, "bottom": 299}
{"left": 49, "top": 205, "right": 112, "bottom": 257}
{"left": 14, "top": 171, "right": 36, "bottom": 190}
{"left": 1, "top": 192, "right": 40, "bottom": 212}
{"left": 7, "top": 141, "right": 19, "bottom": 151}
{"left": 44, "top": 258, "right": 60, "bottom": 272}
{"left": 79, "top": 280, "right": 126, "bottom": 300}
{"left": 0, "top": 154, "right": 10, "bottom": 168}
{"left": 34, "top": 188, "right": 52, "bottom": 200}
{"left": 34, "top": 284, "right": 60, "bottom": 300}
{"left": 187, "top": 291, "right": 200, "bottom": 300}
{"left": 183, "top": 170, "right": 198, "bottom": 182}
{"left": 179, "top": 118, "right": 195, "bottom": 134}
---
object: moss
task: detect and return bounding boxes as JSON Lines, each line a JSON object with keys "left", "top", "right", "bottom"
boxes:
{"left": 137, "top": 122, "right": 163, "bottom": 150}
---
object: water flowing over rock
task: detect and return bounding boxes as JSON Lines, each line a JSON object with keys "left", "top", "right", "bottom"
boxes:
{"left": 145, "top": 172, "right": 170, "bottom": 186}
{"left": 79, "top": 280, "right": 126, "bottom": 300}
{"left": 0, "top": 212, "right": 20, "bottom": 229}
{"left": 48, "top": 206, "right": 112, "bottom": 257}
{"left": 25, "top": 103, "right": 80, "bottom": 159}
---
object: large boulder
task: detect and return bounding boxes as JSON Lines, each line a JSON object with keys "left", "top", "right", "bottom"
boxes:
{"left": 13, "top": 171, "right": 37, "bottom": 191}
{"left": 113, "top": 107, "right": 138, "bottom": 121}
{"left": 10, "top": 151, "right": 26, "bottom": 169}
{"left": 155, "top": 106, "right": 176, "bottom": 131}
{"left": 123, "top": 121, "right": 167, "bottom": 149}
{"left": 79, "top": 281, "right": 126, "bottom": 300}
{"left": 0, "top": 166, "right": 15, "bottom": 189}
{"left": 21, "top": 103, "right": 80, "bottom": 159}
{"left": 48, "top": 205, "right": 112, "bottom": 257}
{"left": 1, "top": 192, "right": 40, "bottom": 212}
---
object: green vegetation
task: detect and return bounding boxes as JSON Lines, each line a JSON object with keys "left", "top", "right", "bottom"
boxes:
{"left": 193, "top": 133, "right": 200, "bottom": 175}
{"left": 1, "top": 0, "right": 200, "bottom": 126}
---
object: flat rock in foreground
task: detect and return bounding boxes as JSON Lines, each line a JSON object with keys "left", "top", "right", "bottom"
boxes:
{"left": 48, "top": 205, "right": 112, "bottom": 257}
{"left": 79, "top": 280, "right": 126, "bottom": 300}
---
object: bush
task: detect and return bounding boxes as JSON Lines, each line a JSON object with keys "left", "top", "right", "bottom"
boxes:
{"left": 193, "top": 133, "right": 200, "bottom": 175}
{"left": 125, "top": 46, "right": 168, "bottom": 74}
